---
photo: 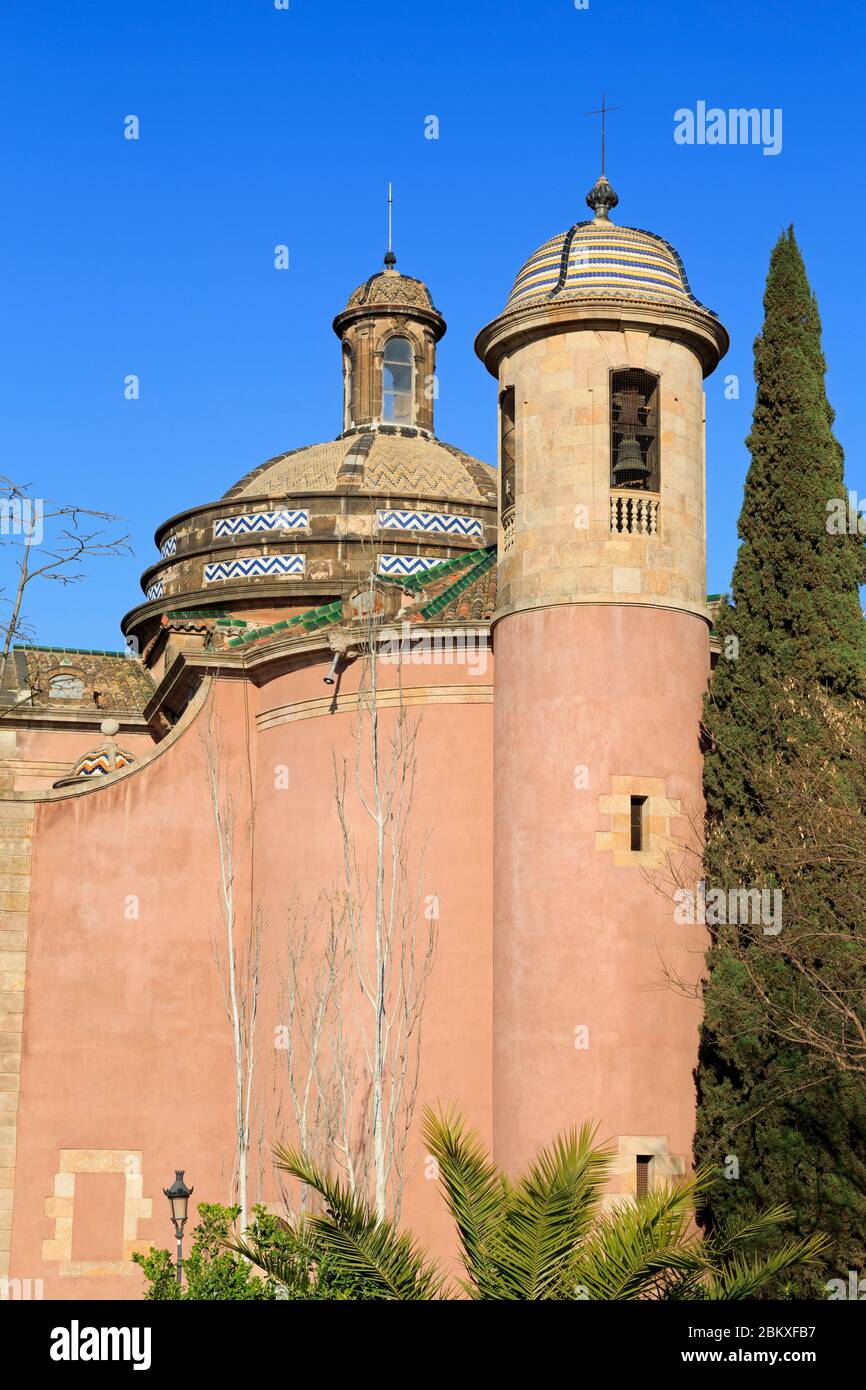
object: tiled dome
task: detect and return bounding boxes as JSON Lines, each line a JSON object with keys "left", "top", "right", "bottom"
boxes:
{"left": 71, "top": 747, "right": 136, "bottom": 778}
{"left": 344, "top": 265, "right": 437, "bottom": 314}
{"left": 223, "top": 431, "right": 495, "bottom": 505}
{"left": 503, "top": 176, "right": 711, "bottom": 316}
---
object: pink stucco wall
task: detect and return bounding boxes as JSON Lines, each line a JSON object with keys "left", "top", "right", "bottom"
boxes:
{"left": 10, "top": 644, "right": 493, "bottom": 1297}
{"left": 492, "top": 602, "right": 709, "bottom": 1178}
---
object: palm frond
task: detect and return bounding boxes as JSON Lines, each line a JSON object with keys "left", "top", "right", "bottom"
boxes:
{"left": 571, "top": 1177, "right": 700, "bottom": 1300}
{"left": 274, "top": 1144, "right": 447, "bottom": 1300}
{"left": 701, "top": 1234, "right": 830, "bottom": 1300}
{"left": 497, "top": 1123, "right": 613, "bottom": 1299}
{"left": 421, "top": 1106, "right": 506, "bottom": 1297}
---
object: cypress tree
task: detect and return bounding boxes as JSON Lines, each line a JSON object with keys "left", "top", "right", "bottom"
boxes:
{"left": 695, "top": 227, "right": 866, "bottom": 1294}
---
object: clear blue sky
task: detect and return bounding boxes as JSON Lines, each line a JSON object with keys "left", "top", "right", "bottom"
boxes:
{"left": 0, "top": 0, "right": 862, "bottom": 648}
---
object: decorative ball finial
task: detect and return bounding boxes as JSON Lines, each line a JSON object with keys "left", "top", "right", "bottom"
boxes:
{"left": 383, "top": 249, "right": 397, "bottom": 269}
{"left": 586, "top": 174, "right": 619, "bottom": 222}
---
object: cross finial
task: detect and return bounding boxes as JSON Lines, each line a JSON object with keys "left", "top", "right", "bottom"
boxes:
{"left": 384, "top": 181, "right": 396, "bottom": 268}
{"left": 585, "top": 93, "right": 623, "bottom": 177}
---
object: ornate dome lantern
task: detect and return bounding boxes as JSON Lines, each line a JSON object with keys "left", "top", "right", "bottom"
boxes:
{"left": 332, "top": 254, "right": 446, "bottom": 438}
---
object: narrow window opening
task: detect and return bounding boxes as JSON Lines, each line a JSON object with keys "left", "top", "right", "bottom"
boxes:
{"left": 636, "top": 1155, "right": 653, "bottom": 1198}
{"left": 610, "top": 369, "right": 660, "bottom": 492}
{"left": 343, "top": 347, "right": 354, "bottom": 430}
{"left": 500, "top": 386, "right": 516, "bottom": 516}
{"left": 382, "top": 336, "right": 414, "bottom": 423}
{"left": 630, "top": 796, "right": 647, "bottom": 852}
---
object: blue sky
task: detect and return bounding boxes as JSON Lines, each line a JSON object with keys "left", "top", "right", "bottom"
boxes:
{"left": 0, "top": 0, "right": 862, "bottom": 648}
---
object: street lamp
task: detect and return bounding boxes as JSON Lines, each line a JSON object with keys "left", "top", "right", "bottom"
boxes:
{"left": 163, "top": 1170, "right": 194, "bottom": 1286}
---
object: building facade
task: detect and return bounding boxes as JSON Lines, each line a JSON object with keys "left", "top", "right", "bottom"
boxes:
{"left": 0, "top": 173, "right": 726, "bottom": 1298}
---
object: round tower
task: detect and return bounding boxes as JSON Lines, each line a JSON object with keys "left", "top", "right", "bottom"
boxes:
{"left": 476, "top": 174, "right": 728, "bottom": 1193}
{"left": 332, "top": 252, "right": 446, "bottom": 438}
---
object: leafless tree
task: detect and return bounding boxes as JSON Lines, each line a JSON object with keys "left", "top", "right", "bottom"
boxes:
{"left": 275, "top": 577, "right": 437, "bottom": 1224}
{"left": 332, "top": 577, "right": 438, "bottom": 1222}
{"left": 0, "top": 475, "right": 130, "bottom": 691}
{"left": 203, "top": 702, "right": 262, "bottom": 1232}
{"left": 275, "top": 897, "right": 353, "bottom": 1211}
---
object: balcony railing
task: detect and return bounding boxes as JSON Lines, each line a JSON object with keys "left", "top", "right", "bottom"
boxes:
{"left": 609, "top": 491, "right": 659, "bottom": 537}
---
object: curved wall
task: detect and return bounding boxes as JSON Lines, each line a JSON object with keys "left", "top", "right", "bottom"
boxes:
{"left": 492, "top": 601, "right": 709, "bottom": 1181}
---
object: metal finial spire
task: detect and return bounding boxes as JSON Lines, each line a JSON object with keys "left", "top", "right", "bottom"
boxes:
{"left": 585, "top": 93, "right": 623, "bottom": 178}
{"left": 384, "top": 181, "right": 396, "bottom": 268}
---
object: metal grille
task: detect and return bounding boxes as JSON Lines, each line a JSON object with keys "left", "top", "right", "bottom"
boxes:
{"left": 610, "top": 369, "right": 660, "bottom": 492}
{"left": 636, "top": 1155, "right": 652, "bottom": 1198}
{"left": 630, "top": 796, "right": 647, "bottom": 852}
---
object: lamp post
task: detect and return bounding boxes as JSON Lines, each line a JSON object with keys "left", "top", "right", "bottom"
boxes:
{"left": 163, "top": 1170, "right": 193, "bottom": 1287}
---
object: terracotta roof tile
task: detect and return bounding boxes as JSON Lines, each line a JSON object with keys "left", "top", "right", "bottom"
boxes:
{"left": 15, "top": 646, "right": 155, "bottom": 714}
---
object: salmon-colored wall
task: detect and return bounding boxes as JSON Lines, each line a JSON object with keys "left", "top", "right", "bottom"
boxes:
{"left": 492, "top": 603, "right": 708, "bottom": 1177}
{"left": 11, "top": 682, "right": 248, "bottom": 1300}
{"left": 10, "top": 642, "right": 493, "bottom": 1297}
{"left": 251, "top": 649, "right": 494, "bottom": 1262}
{"left": 4, "top": 729, "right": 157, "bottom": 792}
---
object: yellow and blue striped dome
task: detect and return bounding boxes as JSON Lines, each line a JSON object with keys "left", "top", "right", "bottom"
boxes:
{"left": 504, "top": 176, "right": 711, "bottom": 316}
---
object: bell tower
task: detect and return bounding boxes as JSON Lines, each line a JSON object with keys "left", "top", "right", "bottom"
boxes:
{"left": 476, "top": 175, "right": 728, "bottom": 1191}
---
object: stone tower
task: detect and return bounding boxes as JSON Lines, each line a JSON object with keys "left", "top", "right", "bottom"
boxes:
{"left": 476, "top": 174, "right": 728, "bottom": 1195}
{"left": 332, "top": 252, "right": 446, "bottom": 438}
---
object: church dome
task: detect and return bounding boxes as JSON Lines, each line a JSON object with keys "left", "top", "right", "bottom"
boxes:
{"left": 222, "top": 431, "right": 494, "bottom": 504}
{"left": 477, "top": 173, "right": 728, "bottom": 377}
{"left": 123, "top": 249, "right": 494, "bottom": 646}
{"left": 344, "top": 264, "right": 439, "bottom": 316}
{"left": 501, "top": 175, "right": 714, "bottom": 317}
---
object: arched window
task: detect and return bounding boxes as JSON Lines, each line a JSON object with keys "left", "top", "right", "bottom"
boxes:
{"left": 382, "top": 337, "right": 414, "bottom": 423}
{"left": 343, "top": 347, "right": 354, "bottom": 430}
{"left": 500, "top": 387, "right": 516, "bottom": 516}
{"left": 610, "top": 369, "right": 660, "bottom": 491}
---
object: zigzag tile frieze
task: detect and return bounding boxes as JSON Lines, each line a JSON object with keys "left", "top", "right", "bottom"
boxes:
{"left": 377, "top": 554, "right": 442, "bottom": 577}
{"left": 376, "top": 509, "right": 483, "bottom": 538}
{"left": 214, "top": 510, "right": 310, "bottom": 538}
{"left": 204, "top": 553, "right": 306, "bottom": 583}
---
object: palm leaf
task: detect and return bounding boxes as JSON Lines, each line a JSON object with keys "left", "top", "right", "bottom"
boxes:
{"left": 701, "top": 1234, "right": 830, "bottom": 1300}
{"left": 571, "top": 1177, "right": 700, "bottom": 1300}
{"left": 496, "top": 1123, "right": 613, "bottom": 1299}
{"left": 421, "top": 1106, "right": 506, "bottom": 1297}
{"left": 274, "top": 1144, "right": 447, "bottom": 1300}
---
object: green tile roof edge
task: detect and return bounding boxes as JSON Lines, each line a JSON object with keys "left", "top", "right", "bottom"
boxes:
{"left": 418, "top": 547, "right": 497, "bottom": 620}
{"left": 167, "top": 608, "right": 225, "bottom": 619}
{"left": 13, "top": 644, "right": 130, "bottom": 657}
{"left": 377, "top": 546, "right": 492, "bottom": 593}
{"left": 227, "top": 600, "right": 343, "bottom": 648}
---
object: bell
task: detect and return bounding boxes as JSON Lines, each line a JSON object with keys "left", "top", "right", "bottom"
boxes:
{"left": 613, "top": 435, "right": 650, "bottom": 487}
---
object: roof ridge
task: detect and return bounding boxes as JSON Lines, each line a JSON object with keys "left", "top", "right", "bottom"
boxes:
{"left": 416, "top": 546, "right": 497, "bottom": 620}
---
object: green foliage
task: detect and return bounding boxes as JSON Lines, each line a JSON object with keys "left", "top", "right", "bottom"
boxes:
{"left": 134, "top": 1201, "right": 362, "bottom": 1301}
{"left": 696, "top": 226, "right": 866, "bottom": 1295}
{"left": 238, "top": 1107, "right": 826, "bottom": 1300}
